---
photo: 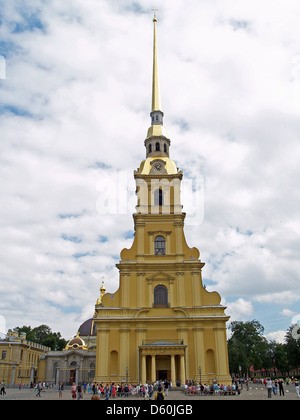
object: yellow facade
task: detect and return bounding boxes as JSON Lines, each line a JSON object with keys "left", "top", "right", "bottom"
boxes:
{"left": 93, "top": 16, "right": 231, "bottom": 386}
{"left": 0, "top": 330, "right": 50, "bottom": 386}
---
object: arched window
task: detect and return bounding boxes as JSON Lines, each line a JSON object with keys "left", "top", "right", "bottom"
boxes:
{"left": 155, "top": 235, "right": 166, "bottom": 255}
{"left": 149, "top": 144, "right": 152, "bottom": 153}
{"left": 155, "top": 142, "right": 160, "bottom": 151}
{"left": 164, "top": 143, "right": 167, "bottom": 153}
{"left": 154, "top": 285, "right": 168, "bottom": 307}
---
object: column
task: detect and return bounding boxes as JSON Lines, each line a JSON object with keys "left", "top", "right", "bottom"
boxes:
{"left": 10, "top": 364, "right": 16, "bottom": 386}
{"left": 169, "top": 280, "right": 174, "bottom": 307}
{"left": 178, "top": 327, "right": 189, "bottom": 376}
{"left": 176, "top": 272, "right": 185, "bottom": 307}
{"left": 171, "top": 355, "right": 176, "bottom": 385}
{"left": 214, "top": 326, "right": 230, "bottom": 380}
{"left": 194, "top": 328, "right": 206, "bottom": 380}
{"left": 55, "top": 367, "right": 60, "bottom": 386}
{"left": 136, "top": 326, "right": 146, "bottom": 383}
{"left": 174, "top": 220, "right": 183, "bottom": 261}
{"left": 191, "top": 271, "right": 202, "bottom": 306}
{"left": 96, "top": 327, "right": 109, "bottom": 380}
{"left": 148, "top": 280, "right": 152, "bottom": 307}
{"left": 137, "top": 273, "right": 146, "bottom": 307}
{"left": 121, "top": 273, "right": 130, "bottom": 307}
{"left": 180, "top": 355, "right": 186, "bottom": 385}
{"left": 30, "top": 363, "right": 35, "bottom": 385}
{"left": 141, "top": 355, "right": 146, "bottom": 385}
{"left": 120, "top": 328, "right": 130, "bottom": 381}
{"left": 136, "top": 221, "right": 145, "bottom": 261}
{"left": 151, "top": 355, "right": 156, "bottom": 383}
{"left": 75, "top": 366, "right": 79, "bottom": 386}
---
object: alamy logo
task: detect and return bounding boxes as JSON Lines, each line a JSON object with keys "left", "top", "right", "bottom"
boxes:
{"left": 96, "top": 170, "right": 204, "bottom": 226}
{"left": 291, "top": 315, "right": 300, "bottom": 340}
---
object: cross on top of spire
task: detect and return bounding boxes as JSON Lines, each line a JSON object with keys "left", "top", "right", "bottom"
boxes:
{"left": 152, "top": 8, "right": 158, "bottom": 22}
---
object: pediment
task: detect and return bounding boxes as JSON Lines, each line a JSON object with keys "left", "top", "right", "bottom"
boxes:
{"left": 147, "top": 271, "right": 175, "bottom": 281}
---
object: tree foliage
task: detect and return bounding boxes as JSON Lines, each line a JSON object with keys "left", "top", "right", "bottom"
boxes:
{"left": 15, "top": 324, "right": 67, "bottom": 351}
{"left": 228, "top": 320, "right": 270, "bottom": 375}
{"left": 228, "top": 319, "right": 300, "bottom": 376}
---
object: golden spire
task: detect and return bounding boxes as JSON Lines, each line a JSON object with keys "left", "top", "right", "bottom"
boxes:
{"left": 146, "top": 9, "right": 169, "bottom": 141}
{"left": 151, "top": 9, "right": 162, "bottom": 113}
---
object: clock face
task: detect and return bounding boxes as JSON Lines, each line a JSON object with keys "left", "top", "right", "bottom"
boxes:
{"left": 154, "top": 162, "right": 162, "bottom": 171}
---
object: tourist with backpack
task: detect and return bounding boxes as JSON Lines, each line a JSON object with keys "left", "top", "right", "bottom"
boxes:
{"left": 154, "top": 385, "right": 165, "bottom": 400}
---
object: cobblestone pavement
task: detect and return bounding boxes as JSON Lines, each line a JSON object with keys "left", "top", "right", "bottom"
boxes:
{"left": 1, "top": 386, "right": 299, "bottom": 400}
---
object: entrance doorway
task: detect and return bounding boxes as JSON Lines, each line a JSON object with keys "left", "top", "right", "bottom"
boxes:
{"left": 158, "top": 370, "right": 168, "bottom": 381}
{"left": 69, "top": 369, "right": 76, "bottom": 384}
{"left": 69, "top": 361, "right": 77, "bottom": 384}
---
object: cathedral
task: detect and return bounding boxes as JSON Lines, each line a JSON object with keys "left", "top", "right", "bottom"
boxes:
{"left": 93, "top": 15, "right": 231, "bottom": 386}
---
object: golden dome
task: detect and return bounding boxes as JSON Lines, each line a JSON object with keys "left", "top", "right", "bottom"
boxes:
{"left": 64, "top": 331, "right": 88, "bottom": 351}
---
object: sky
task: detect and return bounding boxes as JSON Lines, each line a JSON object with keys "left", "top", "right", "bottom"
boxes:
{"left": 0, "top": 0, "right": 300, "bottom": 342}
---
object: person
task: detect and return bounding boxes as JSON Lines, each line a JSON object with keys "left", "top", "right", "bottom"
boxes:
{"left": 58, "top": 382, "right": 63, "bottom": 399}
{"left": 77, "top": 383, "right": 83, "bottom": 400}
{"left": 149, "top": 383, "right": 153, "bottom": 398}
{"left": 105, "top": 384, "right": 110, "bottom": 400}
{"left": 294, "top": 378, "right": 299, "bottom": 397}
{"left": 92, "top": 383, "right": 96, "bottom": 395}
{"left": 154, "top": 385, "right": 165, "bottom": 400}
{"left": 144, "top": 383, "right": 149, "bottom": 400}
{"left": 111, "top": 383, "right": 116, "bottom": 398}
{"left": 71, "top": 383, "right": 76, "bottom": 400}
{"left": 272, "top": 379, "right": 278, "bottom": 395}
{"left": 164, "top": 380, "right": 169, "bottom": 396}
{"left": 266, "top": 378, "right": 272, "bottom": 398}
{"left": 19, "top": 381, "right": 22, "bottom": 390}
{"left": 278, "top": 379, "right": 284, "bottom": 396}
{"left": 1, "top": 382, "right": 6, "bottom": 396}
{"left": 36, "top": 382, "right": 42, "bottom": 397}
{"left": 245, "top": 378, "right": 249, "bottom": 391}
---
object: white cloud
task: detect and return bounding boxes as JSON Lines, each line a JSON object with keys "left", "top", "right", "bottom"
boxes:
{"left": 225, "top": 298, "right": 254, "bottom": 321}
{"left": 1, "top": 0, "right": 300, "bottom": 339}
{"left": 280, "top": 309, "right": 297, "bottom": 318}
{"left": 265, "top": 330, "right": 286, "bottom": 344}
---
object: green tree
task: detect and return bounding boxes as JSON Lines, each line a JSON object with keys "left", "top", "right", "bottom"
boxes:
{"left": 16, "top": 324, "right": 67, "bottom": 351}
{"left": 284, "top": 324, "right": 300, "bottom": 371}
{"left": 228, "top": 320, "right": 269, "bottom": 376}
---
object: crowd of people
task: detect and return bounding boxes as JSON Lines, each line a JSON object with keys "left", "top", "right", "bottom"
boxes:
{"left": 182, "top": 381, "right": 241, "bottom": 396}
{"left": 68, "top": 380, "right": 169, "bottom": 400}
{"left": 182, "top": 377, "right": 300, "bottom": 398}
{"left": 63, "top": 376, "right": 300, "bottom": 400}
{"left": 1, "top": 376, "right": 299, "bottom": 399}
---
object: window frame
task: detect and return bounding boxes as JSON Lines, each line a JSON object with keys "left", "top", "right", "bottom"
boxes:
{"left": 154, "top": 285, "right": 168, "bottom": 307}
{"left": 154, "top": 235, "right": 166, "bottom": 255}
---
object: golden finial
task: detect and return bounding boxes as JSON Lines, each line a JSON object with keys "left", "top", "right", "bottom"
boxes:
{"left": 152, "top": 8, "right": 158, "bottom": 22}
{"left": 96, "top": 278, "right": 106, "bottom": 305}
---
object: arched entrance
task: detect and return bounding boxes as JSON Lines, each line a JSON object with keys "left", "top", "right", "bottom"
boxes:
{"left": 69, "top": 361, "right": 77, "bottom": 384}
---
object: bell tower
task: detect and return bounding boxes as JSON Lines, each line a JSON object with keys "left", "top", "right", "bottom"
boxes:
{"left": 93, "top": 14, "right": 231, "bottom": 386}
